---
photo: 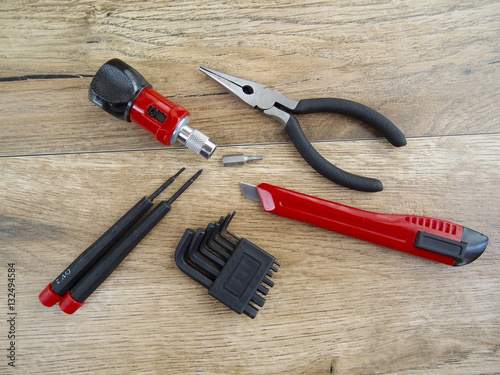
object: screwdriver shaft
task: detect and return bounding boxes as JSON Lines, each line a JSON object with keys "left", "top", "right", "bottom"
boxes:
{"left": 167, "top": 169, "right": 203, "bottom": 205}
{"left": 149, "top": 167, "right": 185, "bottom": 200}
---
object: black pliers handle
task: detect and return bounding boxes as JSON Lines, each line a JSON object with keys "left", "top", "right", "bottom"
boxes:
{"left": 288, "top": 98, "right": 406, "bottom": 192}
{"left": 200, "top": 67, "right": 407, "bottom": 192}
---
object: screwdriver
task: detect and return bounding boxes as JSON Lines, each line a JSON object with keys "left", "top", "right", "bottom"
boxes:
{"left": 59, "top": 169, "right": 203, "bottom": 314}
{"left": 89, "top": 58, "right": 216, "bottom": 159}
{"left": 39, "top": 168, "right": 186, "bottom": 307}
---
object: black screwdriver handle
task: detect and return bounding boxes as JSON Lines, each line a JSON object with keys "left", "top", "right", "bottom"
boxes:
{"left": 49, "top": 196, "right": 153, "bottom": 297}
{"left": 89, "top": 58, "right": 151, "bottom": 121}
{"left": 286, "top": 98, "right": 407, "bottom": 192}
{"left": 68, "top": 201, "right": 172, "bottom": 303}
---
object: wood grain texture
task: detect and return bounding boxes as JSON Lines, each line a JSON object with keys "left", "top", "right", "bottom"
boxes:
{"left": 0, "top": 0, "right": 499, "bottom": 374}
{"left": 1, "top": 0, "right": 498, "bottom": 155}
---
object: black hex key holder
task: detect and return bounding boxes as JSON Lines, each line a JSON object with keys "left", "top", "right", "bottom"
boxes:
{"left": 174, "top": 212, "right": 280, "bottom": 318}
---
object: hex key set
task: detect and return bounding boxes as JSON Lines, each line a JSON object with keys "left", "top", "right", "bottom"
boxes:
{"left": 174, "top": 212, "right": 279, "bottom": 318}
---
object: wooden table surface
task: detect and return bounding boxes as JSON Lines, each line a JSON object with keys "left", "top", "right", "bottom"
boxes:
{"left": 1, "top": 1, "right": 499, "bottom": 374}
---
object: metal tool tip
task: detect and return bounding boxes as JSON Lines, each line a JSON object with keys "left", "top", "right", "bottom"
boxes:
{"left": 192, "top": 169, "right": 203, "bottom": 180}
{"left": 174, "top": 167, "right": 186, "bottom": 177}
{"left": 199, "top": 66, "right": 215, "bottom": 76}
{"left": 149, "top": 167, "right": 186, "bottom": 200}
{"left": 240, "top": 182, "right": 261, "bottom": 202}
{"left": 222, "top": 154, "right": 263, "bottom": 166}
{"left": 199, "top": 66, "right": 218, "bottom": 74}
{"left": 166, "top": 169, "right": 203, "bottom": 206}
{"left": 240, "top": 182, "right": 255, "bottom": 188}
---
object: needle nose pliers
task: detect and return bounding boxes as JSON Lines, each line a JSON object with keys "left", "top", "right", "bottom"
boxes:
{"left": 199, "top": 67, "right": 407, "bottom": 192}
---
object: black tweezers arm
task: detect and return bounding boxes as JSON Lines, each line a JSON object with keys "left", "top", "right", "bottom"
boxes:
{"left": 286, "top": 98, "right": 407, "bottom": 192}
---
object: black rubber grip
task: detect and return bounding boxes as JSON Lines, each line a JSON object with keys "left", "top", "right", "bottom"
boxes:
{"left": 89, "top": 58, "right": 151, "bottom": 121}
{"left": 285, "top": 115, "right": 384, "bottom": 192}
{"left": 292, "top": 98, "right": 407, "bottom": 147}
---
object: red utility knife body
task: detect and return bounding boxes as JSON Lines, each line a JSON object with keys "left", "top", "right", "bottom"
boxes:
{"left": 241, "top": 183, "right": 488, "bottom": 266}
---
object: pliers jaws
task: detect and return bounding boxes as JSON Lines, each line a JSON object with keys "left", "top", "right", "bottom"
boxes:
{"left": 199, "top": 67, "right": 298, "bottom": 125}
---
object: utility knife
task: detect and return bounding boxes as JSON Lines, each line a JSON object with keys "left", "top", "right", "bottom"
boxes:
{"left": 241, "top": 182, "right": 488, "bottom": 266}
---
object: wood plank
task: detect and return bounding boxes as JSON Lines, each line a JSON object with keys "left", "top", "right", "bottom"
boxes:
{"left": 1, "top": 0, "right": 498, "bottom": 155}
{"left": 1, "top": 134, "right": 498, "bottom": 374}
{"left": 0, "top": 0, "right": 498, "bottom": 373}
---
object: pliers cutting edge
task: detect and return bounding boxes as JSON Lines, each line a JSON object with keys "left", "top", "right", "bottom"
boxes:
{"left": 199, "top": 67, "right": 407, "bottom": 192}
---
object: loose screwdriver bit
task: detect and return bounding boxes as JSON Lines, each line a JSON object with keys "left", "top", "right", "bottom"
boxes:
{"left": 222, "top": 154, "right": 263, "bottom": 166}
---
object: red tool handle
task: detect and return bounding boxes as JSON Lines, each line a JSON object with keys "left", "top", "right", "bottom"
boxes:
{"left": 255, "top": 183, "right": 488, "bottom": 266}
{"left": 129, "top": 87, "right": 189, "bottom": 147}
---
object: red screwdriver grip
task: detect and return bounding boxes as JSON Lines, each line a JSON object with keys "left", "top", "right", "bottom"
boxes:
{"left": 129, "top": 87, "right": 190, "bottom": 147}
{"left": 256, "top": 183, "right": 463, "bottom": 265}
